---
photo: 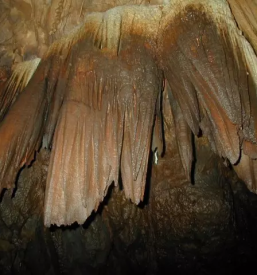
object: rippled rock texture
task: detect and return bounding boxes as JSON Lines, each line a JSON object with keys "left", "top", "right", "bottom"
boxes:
{"left": 0, "top": 98, "right": 256, "bottom": 274}
{"left": 0, "top": 1, "right": 257, "bottom": 274}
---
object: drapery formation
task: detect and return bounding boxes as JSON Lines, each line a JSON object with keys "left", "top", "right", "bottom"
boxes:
{"left": 0, "top": 0, "right": 257, "bottom": 226}
{"left": 158, "top": 0, "right": 257, "bottom": 191}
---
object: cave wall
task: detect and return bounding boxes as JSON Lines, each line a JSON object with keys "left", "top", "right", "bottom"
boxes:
{"left": 0, "top": 0, "right": 163, "bottom": 94}
{"left": 0, "top": 0, "right": 163, "bottom": 60}
{"left": 0, "top": 88, "right": 256, "bottom": 274}
{"left": 0, "top": 0, "right": 257, "bottom": 274}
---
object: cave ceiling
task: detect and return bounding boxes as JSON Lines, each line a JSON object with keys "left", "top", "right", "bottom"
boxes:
{"left": 0, "top": 0, "right": 257, "bottom": 227}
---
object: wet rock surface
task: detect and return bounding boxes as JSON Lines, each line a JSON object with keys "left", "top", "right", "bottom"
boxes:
{"left": 0, "top": 1, "right": 257, "bottom": 274}
{"left": 0, "top": 0, "right": 163, "bottom": 66}
{"left": 0, "top": 103, "right": 256, "bottom": 275}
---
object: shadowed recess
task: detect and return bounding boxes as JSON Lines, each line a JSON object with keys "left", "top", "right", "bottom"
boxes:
{"left": 0, "top": 7, "right": 163, "bottom": 226}
{"left": 158, "top": 0, "right": 257, "bottom": 192}
{"left": 0, "top": 0, "right": 257, "bottom": 226}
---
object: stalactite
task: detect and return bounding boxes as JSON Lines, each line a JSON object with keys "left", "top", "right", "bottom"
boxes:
{"left": 0, "top": 7, "right": 163, "bottom": 226}
{"left": 227, "top": 0, "right": 257, "bottom": 55}
{"left": 159, "top": 0, "right": 257, "bottom": 190}
{"left": 0, "top": 58, "right": 41, "bottom": 121}
{"left": 1, "top": 0, "right": 257, "bottom": 226}
{"left": 167, "top": 83, "right": 193, "bottom": 181}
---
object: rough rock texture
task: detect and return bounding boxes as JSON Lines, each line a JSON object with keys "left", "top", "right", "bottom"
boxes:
{"left": 1, "top": 1, "right": 257, "bottom": 274}
{"left": 0, "top": 91, "right": 257, "bottom": 274}
{"left": 0, "top": 0, "right": 163, "bottom": 63}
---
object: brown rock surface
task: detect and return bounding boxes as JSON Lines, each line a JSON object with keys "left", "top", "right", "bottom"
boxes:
{"left": 0, "top": 1, "right": 257, "bottom": 274}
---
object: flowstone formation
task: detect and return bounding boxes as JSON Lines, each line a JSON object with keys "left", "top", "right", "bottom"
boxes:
{"left": 0, "top": 0, "right": 257, "bottom": 274}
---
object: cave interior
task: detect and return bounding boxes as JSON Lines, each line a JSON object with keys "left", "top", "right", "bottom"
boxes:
{"left": 0, "top": 0, "right": 257, "bottom": 274}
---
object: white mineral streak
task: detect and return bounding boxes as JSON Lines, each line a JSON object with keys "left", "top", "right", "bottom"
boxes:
{"left": 4, "top": 0, "right": 257, "bottom": 224}
{"left": 44, "top": 12, "right": 103, "bottom": 58}
{"left": 161, "top": 0, "right": 234, "bottom": 29}
{"left": 7, "top": 58, "right": 41, "bottom": 93}
{"left": 45, "top": 5, "right": 163, "bottom": 58}
{"left": 241, "top": 39, "right": 257, "bottom": 95}
{"left": 101, "top": 5, "right": 162, "bottom": 49}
